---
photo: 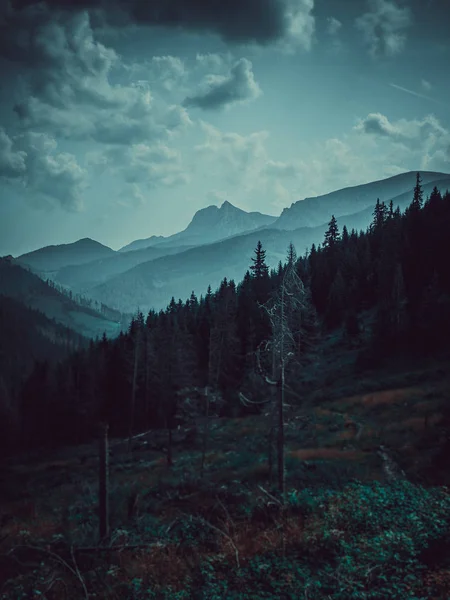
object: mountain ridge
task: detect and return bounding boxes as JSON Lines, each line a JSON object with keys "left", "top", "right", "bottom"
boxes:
{"left": 16, "top": 237, "right": 116, "bottom": 273}
{"left": 85, "top": 174, "right": 450, "bottom": 314}
{"left": 272, "top": 170, "right": 450, "bottom": 231}
{"left": 118, "top": 200, "right": 277, "bottom": 253}
{"left": 0, "top": 258, "right": 124, "bottom": 339}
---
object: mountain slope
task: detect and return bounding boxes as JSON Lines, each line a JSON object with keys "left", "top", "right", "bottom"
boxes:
{"left": 88, "top": 224, "right": 331, "bottom": 313}
{"left": 0, "top": 258, "right": 122, "bottom": 338}
{"left": 118, "top": 201, "right": 277, "bottom": 252}
{"left": 119, "top": 235, "right": 166, "bottom": 253}
{"left": 0, "top": 294, "right": 87, "bottom": 395}
{"left": 17, "top": 238, "right": 116, "bottom": 273}
{"left": 55, "top": 243, "right": 195, "bottom": 291}
{"left": 333, "top": 177, "right": 450, "bottom": 233}
{"left": 86, "top": 175, "right": 450, "bottom": 314}
{"left": 273, "top": 171, "right": 450, "bottom": 231}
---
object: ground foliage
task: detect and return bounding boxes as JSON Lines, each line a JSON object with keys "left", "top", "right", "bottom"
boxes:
{"left": 1, "top": 175, "right": 450, "bottom": 597}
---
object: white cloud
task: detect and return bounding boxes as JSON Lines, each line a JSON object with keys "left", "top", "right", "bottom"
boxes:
{"left": 281, "top": 0, "right": 316, "bottom": 53}
{"left": 354, "top": 112, "right": 448, "bottom": 146}
{"left": 355, "top": 0, "right": 412, "bottom": 57}
{"left": 421, "top": 79, "right": 432, "bottom": 91}
{"left": 184, "top": 58, "right": 262, "bottom": 110}
{"left": 195, "top": 122, "right": 269, "bottom": 183}
{"left": 354, "top": 112, "right": 450, "bottom": 173}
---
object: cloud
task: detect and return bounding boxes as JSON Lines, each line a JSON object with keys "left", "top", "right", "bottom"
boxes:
{"left": 263, "top": 160, "right": 298, "bottom": 177}
{"left": 96, "top": 142, "right": 190, "bottom": 195}
{"left": 4, "top": 9, "right": 192, "bottom": 147}
{"left": 0, "top": 130, "right": 87, "bottom": 210}
{"left": 183, "top": 58, "right": 262, "bottom": 110}
{"left": 354, "top": 112, "right": 448, "bottom": 144}
{"left": 5, "top": 0, "right": 315, "bottom": 48}
{"left": 0, "top": 128, "right": 27, "bottom": 178}
{"left": 354, "top": 112, "right": 399, "bottom": 137}
{"left": 354, "top": 112, "right": 450, "bottom": 171}
{"left": 195, "top": 122, "right": 269, "bottom": 182}
{"left": 326, "top": 16, "right": 342, "bottom": 36}
{"left": 126, "top": 55, "right": 187, "bottom": 92}
{"left": 421, "top": 79, "right": 432, "bottom": 91}
{"left": 193, "top": 121, "right": 306, "bottom": 211}
{"left": 281, "top": 0, "right": 315, "bottom": 53}
{"left": 195, "top": 53, "right": 230, "bottom": 72}
{"left": 355, "top": 0, "right": 412, "bottom": 57}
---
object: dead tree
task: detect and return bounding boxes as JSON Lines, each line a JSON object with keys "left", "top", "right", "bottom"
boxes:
{"left": 98, "top": 422, "right": 110, "bottom": 542}
{"left": 257, "top": 255, "right": 308, "bottom": 501}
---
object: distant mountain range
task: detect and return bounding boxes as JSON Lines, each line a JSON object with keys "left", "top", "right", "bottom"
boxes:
{"left": 118, "top": 200, "right": 277, "bottom": 252}
{"left": 17, "top": 238, "right": 116, "bottom": 274}
{"left": 9, "top": 170, "right": 450, "bottom": 315}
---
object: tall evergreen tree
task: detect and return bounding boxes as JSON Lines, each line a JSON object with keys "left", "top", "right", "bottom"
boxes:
{"left": 323, "top": 215, "right": 340, "bottom": 250}
{"left": 250, "top": 240, "right": 269, "bottom": 279}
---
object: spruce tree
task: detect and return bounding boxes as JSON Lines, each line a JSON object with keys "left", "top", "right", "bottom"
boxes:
{"left": 410, "top": 172, "right": 423, "bottom": 212}
{"left": 250, "top": 240, "right": 269, "bottom": 279}
{"left": 323, "top": 215, "right": 340, "bottom": 250}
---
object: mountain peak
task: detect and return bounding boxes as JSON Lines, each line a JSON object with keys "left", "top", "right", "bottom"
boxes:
{"left": 220, "top": 200, "right": 238, "bottom": 210}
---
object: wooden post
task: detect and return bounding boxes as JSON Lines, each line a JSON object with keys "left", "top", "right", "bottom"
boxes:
{"left": 99, "top": 421, "right": 110, "bottom": 542}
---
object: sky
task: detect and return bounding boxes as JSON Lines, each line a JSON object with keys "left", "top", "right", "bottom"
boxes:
{"left": 0, "top": 0, "right": 449, "bottom": 256}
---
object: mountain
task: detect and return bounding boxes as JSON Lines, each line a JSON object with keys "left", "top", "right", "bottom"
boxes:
{"left": 331, "top": 176, "right": 450, "bottom": 234}
{"left": 119, "top": 235, "right": 166, "bottom": 253}
{"left": 118, "top": 201, "right": 277, "bottom": 252}
{"left": 16, "top": 238, "right": 116, "bottom": 274}
{"left": 0, "top": 257, "right": 123, "bottom": 338}
{"left": 0, "top": 294, "right": 87, "bottom": 395}
{"left": 87, "top": 221, "right": 338, "bottom": 314}
{"left": 273, "top": 171, "right": 450, "bottom": 231}
{"left": 86, "top": 174, "right": 450, "bottom": 314}
{"left": 55, "top": 243, "right": 195, "bottom": 291}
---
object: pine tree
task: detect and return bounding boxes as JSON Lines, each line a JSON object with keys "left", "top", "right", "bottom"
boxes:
{"left": 323, "top": 215, "right": 340, "bottom": 250}
{"left": 410, "top": 172, "right": 423, "bottom": 212}
{"left": 250, "top": 240, "right": 269, "bottom": 279}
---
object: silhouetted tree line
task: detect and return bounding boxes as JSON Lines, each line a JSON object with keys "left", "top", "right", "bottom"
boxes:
{"left": 3, "top": 174, "right": 450, "bottom": 456}
{"left": 45, "top": 278, "right": 128, "bottom": 324}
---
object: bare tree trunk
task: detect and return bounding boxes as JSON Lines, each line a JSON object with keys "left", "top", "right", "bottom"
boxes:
{"left": 277, "top": 369, "right": 285, "bottom": 501}
{"left": 277, "top": 284, "right": 286, "bottom": 501}
{"left": 268, "top": 344, "right": 277, "bottom": 484}
{"left": 99, "top": 422, "right": 109, "bottom": 542}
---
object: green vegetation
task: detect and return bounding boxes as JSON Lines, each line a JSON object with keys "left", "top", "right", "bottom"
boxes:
{"left": 1, "top": 175, "right": 450, "bottom": 597}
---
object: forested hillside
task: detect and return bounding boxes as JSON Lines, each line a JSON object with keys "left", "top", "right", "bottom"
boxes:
{"left": 6, "top": 174, "right": 449, "bottom": 455}
{"left": 2, "top": 175, "right": 450, "bottom": 599}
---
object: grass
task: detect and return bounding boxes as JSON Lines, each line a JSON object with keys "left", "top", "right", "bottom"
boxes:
{"left": 1, "top": 358, "right": 450, "bottom": 598}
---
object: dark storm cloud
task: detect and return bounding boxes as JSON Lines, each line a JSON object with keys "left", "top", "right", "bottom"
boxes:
{"left": 183, "top": 58, "right": 262, "bottom": 111}
{"left": 6, "top": 0, "right": 303, "bottom": 45}
{"left": 0, "top": 5, "right": 192, "bottom": 147}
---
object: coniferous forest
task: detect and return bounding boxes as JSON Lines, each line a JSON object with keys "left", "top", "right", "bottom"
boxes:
{"left": 2, "top": 175, "right": 450, "bottom": 599}
{"left": 4, "top": 174, "right": 449, "bottom": 455}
